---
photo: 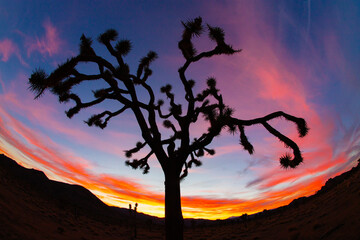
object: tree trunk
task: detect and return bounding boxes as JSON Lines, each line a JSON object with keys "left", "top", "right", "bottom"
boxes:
{"left": 165, "top": 173, "right": 183, "bottom": 240}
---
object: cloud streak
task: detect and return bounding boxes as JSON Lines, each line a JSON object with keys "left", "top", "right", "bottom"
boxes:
{"left": 0, "top": 38, "right": 27, "bottom": 65}
{"left": 0, "top": 39, "right": 18, "bottom": 61}
{"left": 25, "top": 19, "right": 63, "bottom": 58}
{"left": 0, "top": 74, "right": 139, "bottom": 158}
{"left": 0, "top": 102, "right": 163, "bottom": 211}
{"left": 0, "top": 1, "right": 359, "bottom": 220}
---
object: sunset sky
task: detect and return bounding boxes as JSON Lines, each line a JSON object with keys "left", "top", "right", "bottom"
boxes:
{"left": 0, "top": 1, "right": 359, "bottom": 219}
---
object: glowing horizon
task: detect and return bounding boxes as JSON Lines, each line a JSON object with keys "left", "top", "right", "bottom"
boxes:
{"left": 0, "top": 1, "right": 359, "bottom": 220}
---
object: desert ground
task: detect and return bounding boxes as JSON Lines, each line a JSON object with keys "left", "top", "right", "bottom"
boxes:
{"left": 0, "top": 154, "right": 359, "bottom": 240}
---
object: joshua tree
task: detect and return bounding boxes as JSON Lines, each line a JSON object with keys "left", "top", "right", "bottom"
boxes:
{"left": 28, "top": 17, "right": 309, "bottom": 240}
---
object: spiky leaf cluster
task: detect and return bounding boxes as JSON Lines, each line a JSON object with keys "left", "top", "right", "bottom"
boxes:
{"left": 98, "top": 29, "right": 118, "bottom": 44}
{"left": 206, "top": 77, "right": 217, "bottom": 88}
{"left": 178, "top": 17, "right": 203, "bottom": 59}
{"left": 125, "top": 142, "right": 145, "bottom": 158}
{"left": 239, "top": 126, "right": 254, "bottom": 154}
{"left": 296, "top": 118, "right": 309, "bottom": 137}
{"left": 28, "top": 68, "right": 48, "bottom": 98}
{"left": 188, "top": 159, "right": 202, "bottom": 168}
{"left": 85, "top": 114, "right": 103, "bottom": 128}
{"left": 137, "top": 51, "right": 158, "bottom": 78}
{"left": 79, "top": 34, "right": 95, "bottom": 56}
{"left": 29, "top": 58, "right": 78, "bottom": 100}
{"left": 181, "top": 17, "right": 203, "bottom": 37}
{"left": 207, "top": 24, "right": 240, "bottom": 55}
{"left": 48, "top": 58, "right": 77, "bottom": 84}
{"left": 207, "top": 25, "right": 225, "bottom": 44}
{"left": 125, "top": 159, "right": 150, "bottom": 174}
{"left": 160, "top": 84, "right": 172, "bottom": 93}
{"left": 280, "top": 153, "right": 303, "bottom": 169}
{"left": 115, "top": 39, "right": 132, "bottom": 56}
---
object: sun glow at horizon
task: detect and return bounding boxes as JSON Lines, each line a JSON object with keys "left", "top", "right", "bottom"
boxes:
{"left": 0, "top": 0, "right": 359, "bottom": 221}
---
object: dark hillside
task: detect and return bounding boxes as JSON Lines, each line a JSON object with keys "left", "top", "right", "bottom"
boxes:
{"left": 0, "top": 154, "right": 162, "bottom": 240}
{"left": 1, "top": 154, "right": 359, "bottom": 239}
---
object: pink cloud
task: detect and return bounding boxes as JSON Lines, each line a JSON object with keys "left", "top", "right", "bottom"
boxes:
{"left": 0, "top": 103, "right": 170, "bottom": 216}
{"left": 0, "top": 75, "right": 5, "bottom": 92}
{"left": 0, "top": 74, "right": 292, "bottom": 219}
{"left": 26, "top": 20, "right": 63, "bottom": 57}
{"left": 0, "top": 104, "right": 91, "bottom": 170}
{"left": 0, "top": 74, "right": 138, "bottom": 158}
{"left": 188, "top": 1, "right": 359, "bottom": 202}
{"left": 0, "top": 38, "right": 27, "bottom": 65}
{"left": 0, "top": 102, "right": 160, "bottom": 203}
{"left": 0, "top": 1, "right": 358, "bottom": 220}
{"left": 0, "top": 103, "right": 340, "bottom": 219}
{"left": 0, "top": 39, "right": 17, "bottom": 61}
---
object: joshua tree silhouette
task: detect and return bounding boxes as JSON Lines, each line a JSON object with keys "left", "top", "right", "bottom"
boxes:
{"left": 28, "top": 17, "right": 309, "bottom": 240}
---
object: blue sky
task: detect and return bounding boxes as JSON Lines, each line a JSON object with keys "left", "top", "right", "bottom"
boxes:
{"left": 0, "top": 0, "right": 359, "bottom": 219}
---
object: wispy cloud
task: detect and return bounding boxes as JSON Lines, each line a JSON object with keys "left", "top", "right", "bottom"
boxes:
{"left": 0, "top": 38, "right": 27, "bottom": 65}
{"left": 193, "top": 0, "right": 360, "bottom": 209}
{"left": 0, "top": 74, "right": 138, "bottom": 158}
{"left": 0, "top": 74, "right": 317, "bottom": 219}
{"left": 0, "top": 1, "right": 359, "bottom": 220}
{"left": 25, "top": 19, "right": 63, "bottom": 58}
{"left": 0, "top": 39, "right": 17, "bottom": 61}
{"left": 0, "top": 101, "right": 163, "bottom": 210}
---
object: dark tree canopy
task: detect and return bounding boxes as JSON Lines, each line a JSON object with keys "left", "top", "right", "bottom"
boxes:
{"left": 29, "top": 17, "right": 309, "bottom": 240}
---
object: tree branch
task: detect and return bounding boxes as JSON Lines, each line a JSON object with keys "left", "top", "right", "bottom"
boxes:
{"left": 85, "top": 106, "right": 129, "bottom": 129}
{"left": 125, "top": 150, "right": 153, "bottom": 174}
{"left": 65, "top": 94, "right": 106, "bottom": 118}
{"left": 262, "top": 121, "right": 303, "bottom": 168}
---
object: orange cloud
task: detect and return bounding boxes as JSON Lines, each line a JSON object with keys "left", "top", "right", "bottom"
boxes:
{"left": 1, "top": 103, "right": 263, "bottom": 219}
{"left": 0, "top": 101, "right": 167, "bottom": 214}
{"left": 0, "top": 75, "right": 138, "bottom": 158}
{"left": 0, "top": 1, "right": 359, "bottom": 221}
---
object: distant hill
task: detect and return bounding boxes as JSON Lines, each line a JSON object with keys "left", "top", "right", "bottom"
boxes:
{"left": 247, "top": 158, "right": 360, "bottom": 219}
{"left": 0, "top": 154, "right": 159, "bottom": 221}
{"left": 190, "top": 158, "right": 360, "bottom": 240}
{"left": 0, "top": 154, "right": 359, "bottom": 239}
{"left": 0, "top": 154, "right": 162, "bottom": 240}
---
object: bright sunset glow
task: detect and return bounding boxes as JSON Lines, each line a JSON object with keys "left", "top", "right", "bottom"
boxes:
{"left": 0, "top": 1, "right": 359, "bottom": 220}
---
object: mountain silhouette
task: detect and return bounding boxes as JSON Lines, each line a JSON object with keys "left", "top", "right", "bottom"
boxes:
{"left": 0, "top": 154, "right": 161, "bottom": 240}
{"left": 0, "top": 154, "right": 359, "bottom": 239}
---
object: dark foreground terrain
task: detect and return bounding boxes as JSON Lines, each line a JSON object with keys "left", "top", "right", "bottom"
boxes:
{"left": 0, "top": 154, "right": 359, "bottom": 240}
